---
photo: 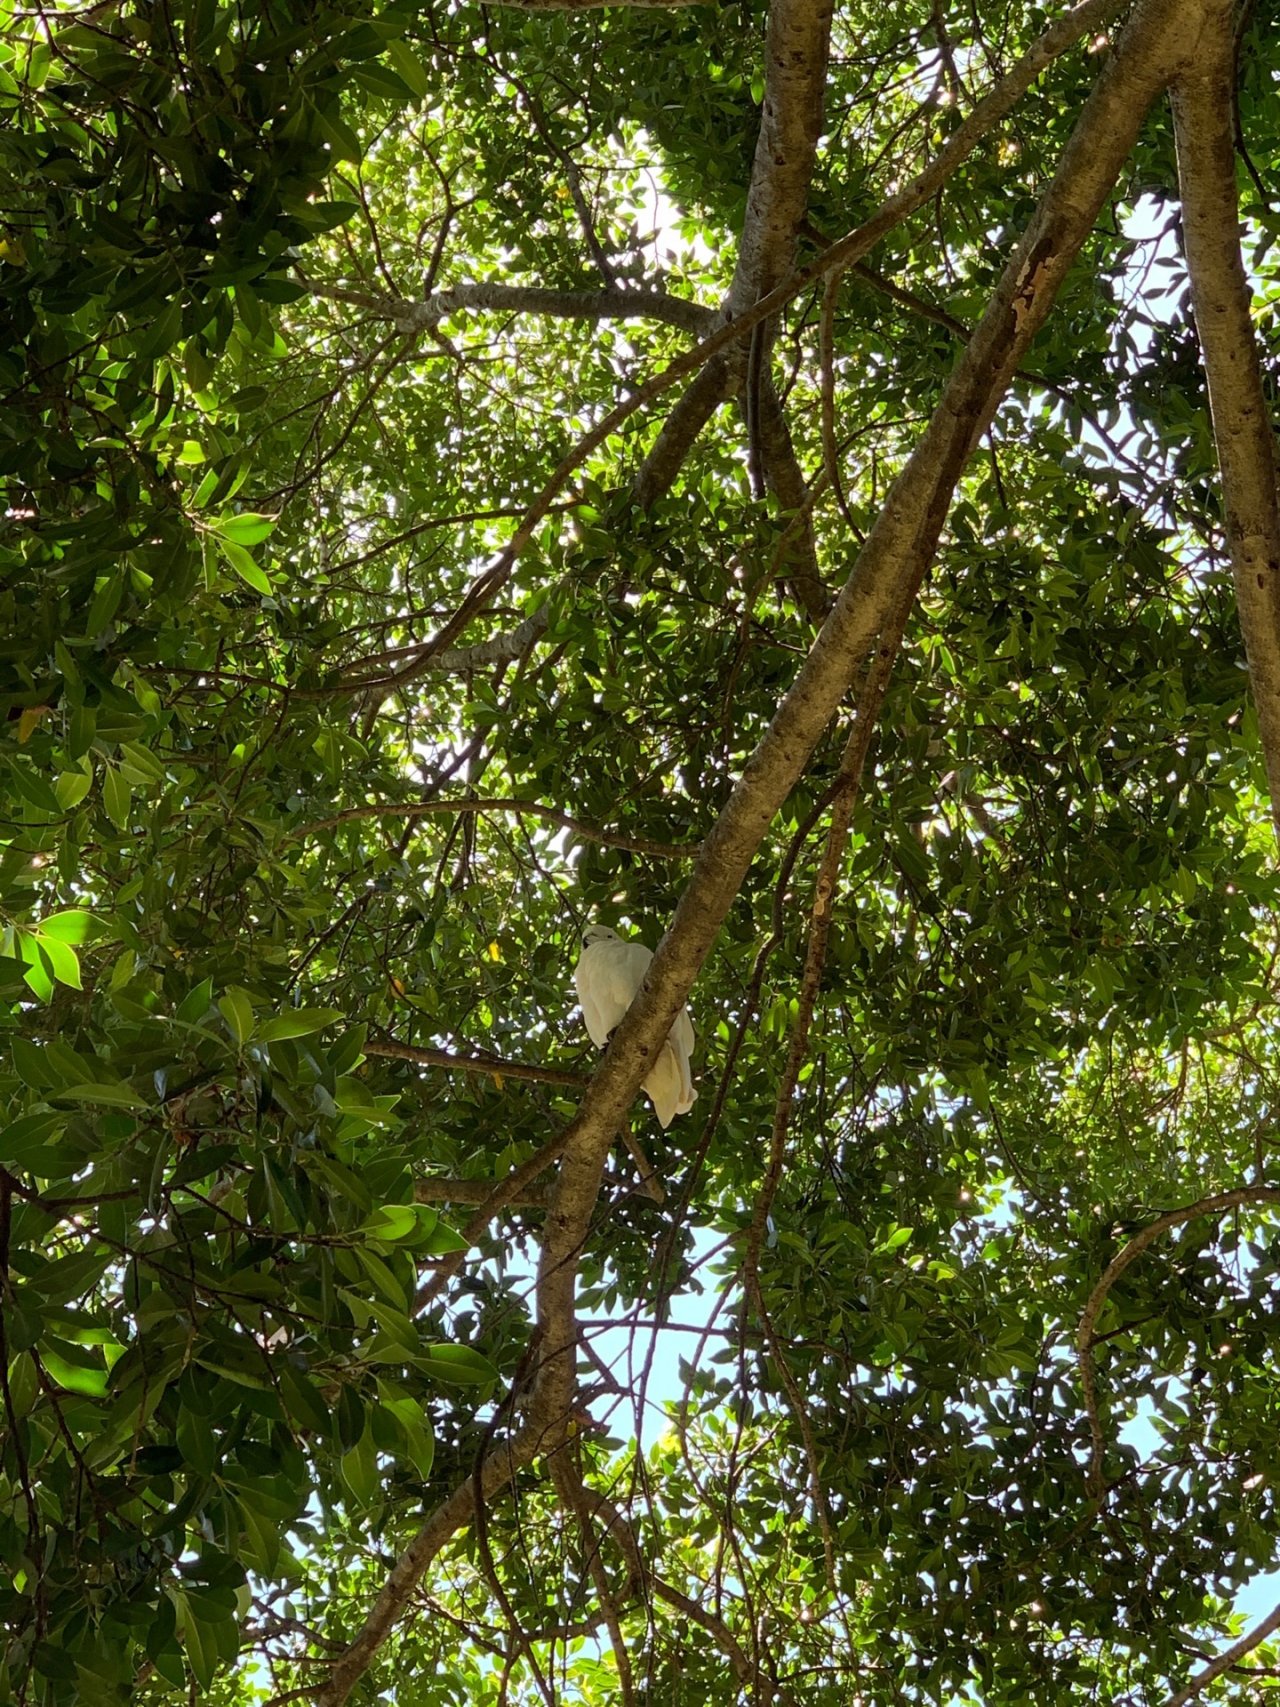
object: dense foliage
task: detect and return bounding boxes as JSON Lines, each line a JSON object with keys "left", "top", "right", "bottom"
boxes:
{"left": 4, "top": 0, "right": 1280, "bottom": 1701}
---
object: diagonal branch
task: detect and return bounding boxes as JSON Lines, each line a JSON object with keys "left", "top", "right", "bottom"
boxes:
{"left": 310, "top": 1427, "right": 546, "bottom": 1706}
{"left": 1170, "top": 3, "right": 1280, "bottom": 841}
{"left": 1161, "top": 1600, "right": 1280, "bottom": 1707}
{"left": 631, "top": 358, "right": 737, "bottom": 508}
{"left": 413, "top": 1176, "right": 555, "bottom": 1207}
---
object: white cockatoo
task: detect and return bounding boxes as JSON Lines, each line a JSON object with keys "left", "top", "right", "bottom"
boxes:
{"left": 574, "top": 924, "right": 696, "bottom": 1129}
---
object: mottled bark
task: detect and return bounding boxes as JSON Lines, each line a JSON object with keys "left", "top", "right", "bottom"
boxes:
{"left": 633, "top": 0, "right": 833, "bottom": 505}
{"left": 1170, "top": 4, "right": 1280, "bottom": 840}
{"left": 755, "top": 374, "right": 831, "bottom": 618}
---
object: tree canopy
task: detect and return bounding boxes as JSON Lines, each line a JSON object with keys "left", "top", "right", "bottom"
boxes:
{"left": 5, "top": 0, "right": 1280, "bottom": 1700}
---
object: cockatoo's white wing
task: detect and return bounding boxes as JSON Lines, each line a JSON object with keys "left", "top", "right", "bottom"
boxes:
{"left": 667, "top": 1007, "right": 696, "bottom": 1114}
{"left": 575, "top": 926, "right": 697, "bottom": 1122}
{"left": 671, "top": 1006, "right": 695, "bottom": 1059}
{"left": 574, "top": 935, "right": 653, "bottom": 1047}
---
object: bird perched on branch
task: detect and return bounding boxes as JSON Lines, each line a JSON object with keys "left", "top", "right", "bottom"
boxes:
{"left": 574, "top": 924, "right": 696, "bottom": 1129}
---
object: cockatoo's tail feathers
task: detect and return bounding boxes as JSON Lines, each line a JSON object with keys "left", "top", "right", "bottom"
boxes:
{"left": 643, "top": 1041, "right": 682, "bottom": 1129}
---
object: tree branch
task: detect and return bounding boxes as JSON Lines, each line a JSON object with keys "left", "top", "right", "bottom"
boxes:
{"left": 754, "top": 374, "right": 832, "bottom": 619}
{"left": 413, "top": 1176, "right": 555, "bottom": 1207}
{"left": 310, "top": 1428, "right": 546, "bottom": 1706}
{"left": 484, "top": 0, "right": 703, "bottom": 9}
{"left": 365, "top": 1034, "right": 587, "bottom": 1089}
{"left": 312, "top": 3, "right": 1208, "bottom": 1695}
{"left": 634, "top": 0, "right": 833, "bottom": 496}
{"left": 294, "top": 798, "right": 694, "bottom": 860}
{"left": 632, "top": 356, "right": 737, "bottom": 507}
{"left": 306, "top": 279, "right": 714, "bottom": 338}
{"left": 409, "top": 0, "right": 1128, "bottom": 686}
{"left": 1075, "top": 1185, "right": 1280, "bottom": 1499}
{"left": 1170, "top": 3, "right": 1280, "bottom": 841}
{"left": 1162, "top": 1600, "right": 1280, "bottom": 1707}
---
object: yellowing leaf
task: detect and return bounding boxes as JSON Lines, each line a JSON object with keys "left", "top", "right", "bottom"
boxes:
{"left": 16, "top": 705, "right": 50, "bottom": 743}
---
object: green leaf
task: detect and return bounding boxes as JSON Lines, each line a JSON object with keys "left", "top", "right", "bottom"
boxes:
{"left": 218, "top": 987, "right": 255, "bottom": 1044}
{"left": 33, "top": 931, "right": 81, "bottom": 989}
{"left": 54, "top": 768, "right": 93, "bottom": 809}
{"left": 0, "top": 1110, "right": 67, "bottom": 1170}
{"left": 102, "top": 764, "right": 132, "bottom": 829}
{"left": 359, "top": 1203, "right": 419, "bottom": 1243}
{"left": 279, "top": 1363, "right": 334, "bottom": 1437}
{"left": 52, "top": 1082, "right": 147, "bottom": 1110}
{"left": 258, "top": 1007, "right": 345, "bottom": 1040}
{"left": 212, "top": 511, "right": 278, "bottom": 546}
{"left": 38, "top": 909, "right": 110, "bottom": 945}
{"left": 171, "top": 1590, "right": 224, "bottom": 1690}
{"left": 40, "top": 1343, "right": 109, "bottom": 1397}
{"left": 417, "top": 1344, "right": 498, "bottom": 1387}
{"left": 215, "top": 536, "right": 273, "bottom": 595}
{"left": 340, "top": 1423, "right": 379, "bottom": 1506}
{"left": 117, "top": 741, "right": 168, "bottom": 787}
{"left": 385, "top": 39, "right": 431, "bottom": 99}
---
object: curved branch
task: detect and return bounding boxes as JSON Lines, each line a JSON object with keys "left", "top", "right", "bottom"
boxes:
{"left": 293, "top": 797, "right": 694, "bottom": 860}
{"left": 394, "top": 0, "right": 1128, "bottom": 687}
{"left": 634, "top": 0, "right": 833, "bottom": 495}
{"left": 632, "top": 356, "right": 737, "bottom": 508}
{"left": 1075, "top": 1185, "right": 1280, "bottom": 1498}
{"left": 754, "top": 375, "right": 832, "bottom": 619}
{"left": 732, "top": 0, "right": 833, "bottom": 305}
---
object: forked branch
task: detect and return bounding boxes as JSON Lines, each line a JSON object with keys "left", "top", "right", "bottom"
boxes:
{"left": 313, "top": 0, "right": 1212, "bottom": 1697}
